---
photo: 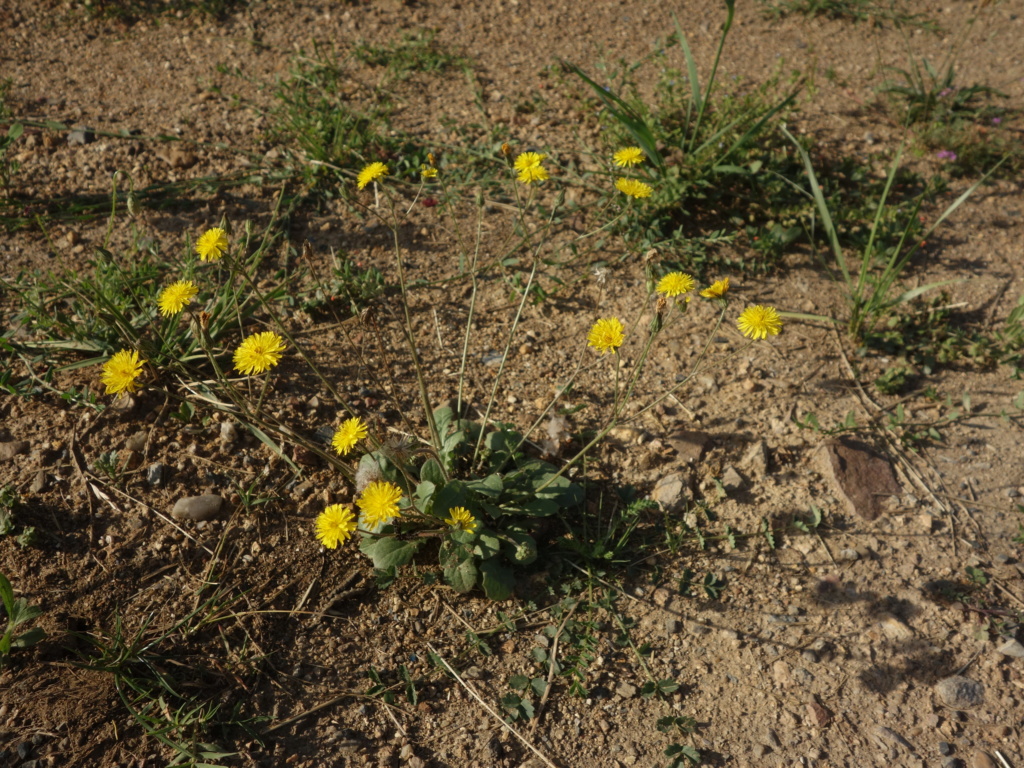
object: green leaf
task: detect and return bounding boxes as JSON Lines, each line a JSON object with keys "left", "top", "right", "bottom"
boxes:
{"left": 530, "top": 677, "right": 547, "bottom": 697}
{"left": 433, "top": 406, "right": 454, "bottom": 437}
{"left": 509, "top": 674, "right": 530, "bottom": 691}
{"left": 473, "top": 532, "right": 502, "bottom": 559}
{"left": 420, "top": 458, "right": 445, "bottom": 486}
{"left": 444, "top": 556, "right": 478, "bottom": 593}
{"left": 359, "top": 537, "right": 422, "bottom": 570}
{"left": 465, "top": 473, "right": 503, "bottom": 498}
{"left": 11, "top": 626, "right": 45, "bottom": 650}
{"left": 414, "top": 481, "right": 436, "bottom": 514}
{"left": 434, "top": 480, "right": 470, "bottom": 513}
{"left": 0, "top": 572, "right": 14, "bottom": 618}
{"left": 480, "top": 559, "right": 515, "bottom": 601}
{"left": 501, "top": 531, "right": 538, "bottom": 564}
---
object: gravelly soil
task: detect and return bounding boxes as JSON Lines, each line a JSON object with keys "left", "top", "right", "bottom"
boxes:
{"left": 1, "top": 2, "right": 1023, "bottom": 767}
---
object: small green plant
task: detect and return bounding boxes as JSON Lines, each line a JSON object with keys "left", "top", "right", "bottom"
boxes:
{"left": 502, "top": 673, "right": 544, "bottom": 721}
{"left": 0, "top": 485, "right": 17, "bottom": 535}
{"left": 759, "top": 0, "right": 938, "bottom": 28}
{"left": 657, "top": 715, "right": 702, "bottom": 767}
{"left": 0, "top": 121, "right": 22, "bottom": 199}
{"left": 782, "top": 124, "right": 1000, "bottom": 342}
{"left": 353, "top": 29, "right": 470, "bottom": 80}
{"left": 0, "top": 572, "right": 46, "bottom": 669}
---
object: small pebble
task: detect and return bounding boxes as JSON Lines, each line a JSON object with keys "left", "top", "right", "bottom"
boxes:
{"left": 220, "top": 421, "right": 238, "bottom": 444}
{"left": 147, "top": 463, "right": 169, "bottom": 487}
{"left": 938, "top": 742, "right": 953, "bottom": 756}
{"left": 995, "top": 638, "right": 1024, "bottom": 658}
{"left": 971, "top": 752, "right": 997, "bottom": 768}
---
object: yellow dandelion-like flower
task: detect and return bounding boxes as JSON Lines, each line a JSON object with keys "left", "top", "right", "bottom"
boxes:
{"left": 656, "top": 272, "right": 695, "bottom": 298}
{"left": 420, "top": 164, "right": 438, "bottom": 179}
{"left": 232, "top": 331, "right": 286, "bottom": 376}
{"left": 613, "top": 146, "right": 645, "bottom": 167}
{"left": 444, "top": 506, "right": 479, "bottom": 534}
{"left": 737, "top": 305, "right": 783, "bottom": 340}
{"left": 357, "top": 162, "right": 389, "bottom": 190}
{"left": 332, "top": 417, "right": 369, "bottom": 456}
{"left": 195, "top": 227, "right": 229, "bottom": 262}
{"left": 587, "top": 317, "right": 625, "bottom": 355}
{"left": 614, "top": 177, "right": 653, "bottom": 199}
{"left": 700, "top": 277, "right": 730, "bottom": 299}
{"left": 316, "top": 504, "right": 357, "bottom": 549}
{"left": 101, "top": 349, "right": 146, "bottom": 395}
{"left": 514, "top": 151, "right": 549, "bottom": 184}
{"left": 157, "top": 280, "right": 199, "bottom": 317}
{"left": 357, "top": 480, "right": 404, "bottom": 529}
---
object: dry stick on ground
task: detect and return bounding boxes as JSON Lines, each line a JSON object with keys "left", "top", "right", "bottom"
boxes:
{"left": 528, "top": 599, "right": 579, "bottom": 738}
{"left": 428, "top": 644, "right": 561, "bottom": 768}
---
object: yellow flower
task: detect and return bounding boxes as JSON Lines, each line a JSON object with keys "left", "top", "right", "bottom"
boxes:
{"left": 656, "top": 272, "right": 695, "bottom": 298}
{"left": 444, "top": 506, "right": 479, "bottom": 534}
{"left": 587, "top": 317, "right": 625, "bottom": 355}
{"left": 101, "top": 349, "right": 146, "bottom": 395}
{"left": 232, "top": 331, "right": 286, "bottom": 375}
{"left": 357, "top": 481, "right": 404, "bottom": 529}
{"left": 613, "top": 147, "right": 645, "bottom": 167}
{"left": 514, "top": 151, "right": 549, "bottom": 184}
{"left": 157, "top": 280, "right": 199, "bottom": 317}
{"left": 195, "top": 227, "right": 229, "bottom": 262}
{"left": 737, "top": 305, "right": 783, "bottom": 340}
{"left": 357, "top": 162, "right": 389, "bottom": 190}
{"left": 614, "top": 177, "right": 652, "bottom": 199}
{"left": 316, "top": 504, "right": 357, "bottom": 549}
{"left": 420, "top": 164, "right": 438, "bottom": 179}
{"left": 332, "top": 417, "right": 369, "bottom": 456}
{"left": 700, "top": 277, "right": 730, "bottom": 299}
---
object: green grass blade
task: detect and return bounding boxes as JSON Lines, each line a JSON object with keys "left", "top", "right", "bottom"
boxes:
{"left": 562, "top": 61, "right": 665, "bottom": 170}
{"left": 780, "top": 125, "right": 848, "bottom": 285}
{"left": 672, "top": 13, "right": 702, "bottom": 124}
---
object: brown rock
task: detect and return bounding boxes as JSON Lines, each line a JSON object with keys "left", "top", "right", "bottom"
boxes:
{"left": 972, "top": 752, "right": 997, "bottom": 768}
{"left": 0, "top": 440, "right": 29, "bottom": 461}
{"left": 816, "top": 437, "right": 901, "bottom": 521}
{"left": 666, "top": 430, "right": 712, "bottom": 465}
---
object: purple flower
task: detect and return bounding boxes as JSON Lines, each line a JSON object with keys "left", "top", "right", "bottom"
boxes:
{"left": 936, "top": 150, "right": 957, "bottom": 162}
{"left": 938, "top": 87, "right": 954, "bottom": 98}
{"left": 992, "top": 117, "right": 1002, "bottom": 125}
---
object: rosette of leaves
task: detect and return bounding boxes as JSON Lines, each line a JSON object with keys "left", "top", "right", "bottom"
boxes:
{"left": 358, "top": 406, "right": 584, "bottom": 600}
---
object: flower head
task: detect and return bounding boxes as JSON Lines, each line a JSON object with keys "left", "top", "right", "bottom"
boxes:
{"left": 737, "top": 305, "right": 783, "bottom": 340}
{"left": 101, "top": 349, "right": 146, "bottom": 395}
{"left": 357, "top": 162, "right": 389, "bottom": 190}
{"left": 232, "top": 331, "right": 286, "bottom": 375}
{"left": 195, "top": 227, "right": 229, "bottom": 262}
{"left": 935, "top": 149, "right": 957, "bottom": 162}
{"left": 315, "top": 504, "right": 357, "bottom": 549}
{"left": 444, "top": 506, "right": 479, "bottom": 534}
{"left": 332, "top": 417, "right": 369, "bottom": 456}
{"left": 700, "top": 277, "right": 730, "bottom": 299}
{"left": 657, "top": 272, "right": 695, "bottom": 298}
{"left": 157, "top": 280, "right": 199, "bottom": 317}
{"left": 514, "top": 152, "right": 549, "bottom": 184}
{"left": 615, "top": 177, "right": 652, "bottom": 199}
{"left": 587, "top": 317, "right": 625, "bottom": 355}
{"left": 613, "top": 146, "right": 645, "bottom": 167}
{"left": 357, "top": 480, "right": 404, "bottom": 529}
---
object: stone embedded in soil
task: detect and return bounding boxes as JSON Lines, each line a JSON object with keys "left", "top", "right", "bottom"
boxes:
{"left": 720, "top": 466, "right": 746, "bottom": 492}
{"left": 971, "top": 753, "right": 998, "bottom": 768}
{"left": 171, "top": 494, "right": 225, "bottom": 522}
{"left": 935, "top": 675, "right": 985, "bottom": 710}
{"left": 147, "top": 463, "right": 168, "bottom": 487}
{"left": 125, "top": 430, "right": 148, "bottom": 452}
{"left": 816, "top": 437, "right": 901, "bottom": 521}
{"left": 995, "top": 638, "right": 1024, "bottom": 658}
{"left": 838, "top": 548, "right": 859, "bottom": 561}
{"left": 66, "top": 127, "right": 95, "bottom": 144}
{"left": 29, "top": 470, "right": 46, "bottom": 494}
{"left": 741, "top": 439, "right": 770, "bottom": 478}
{"left": 873, "top": 725, "right": 914, "bottom": 753}
{"left": 0, "top": 440, "right": 29, "bottom": 461}
{"left": 650, "top": 472, "right": 693, "bottom": 513}
{"left": 666, "top": 430, "right": 712, "bottom": 465}
{"left": 614, "top": 682, "right": 637, "bottom": 698}
{"left": 219, "top": 421, "right": 238, "bottom": 444}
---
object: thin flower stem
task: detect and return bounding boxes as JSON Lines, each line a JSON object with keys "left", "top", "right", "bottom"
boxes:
{"left": 471, "top": 258, "right": 539, "bottom": 467}
{"left": 456, "top": 202, "right": 486, "bottom": 416}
